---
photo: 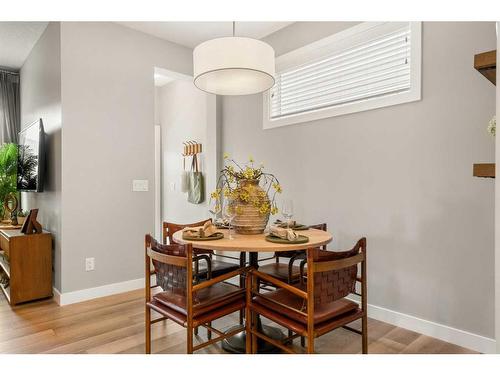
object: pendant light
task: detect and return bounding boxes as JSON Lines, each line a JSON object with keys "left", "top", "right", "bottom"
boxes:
{"left": 193, "top": 22, "right": 276, "bottom": 95}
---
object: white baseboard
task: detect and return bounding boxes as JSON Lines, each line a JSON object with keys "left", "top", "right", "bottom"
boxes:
{"left": 53, "top": 278, "right": 144, "bottom": 306}
{"left": 52, "top": 287, "right": 61, "bottom": 305}
{"left": 348, "top": 296, "right": 496, "bottom": 354}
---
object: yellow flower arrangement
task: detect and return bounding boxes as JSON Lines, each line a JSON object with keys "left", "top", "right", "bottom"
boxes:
{"left": 210, "top": 153, "right": 282, "bottom": 217}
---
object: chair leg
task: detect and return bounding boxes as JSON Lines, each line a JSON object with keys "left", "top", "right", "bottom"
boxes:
{"left": 239, "top": 309, "right": 244, "bottom": 326}
{"left": 187, "top": 323, "right": 194, "bottom": 354}
{"left": 306, "top": 334, "right": 314, "bottom": 354}
{"left": 194, "top": 327, "right": 199, "bottom": 336}
{"left": 145, "top": 306, "right": 151, "bottom": 354}
{"left": 300, "top": 336, "right": 305, "bottom": 347}
{"left": 207, "top": 322, "right": 212, "bottom": 340}
{"left": 245, "top": 306, "right": 252, "bottom": 354}
{"left": 251, "top": 312, "right": 258, "bottom": 354}
{"left": 362, "top": 314, "right": 368, "bottom": 354}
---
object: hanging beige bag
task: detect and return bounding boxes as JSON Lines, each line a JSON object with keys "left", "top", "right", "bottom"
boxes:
{"left": 187, "top": 154, "right": 204, "bottom": 204}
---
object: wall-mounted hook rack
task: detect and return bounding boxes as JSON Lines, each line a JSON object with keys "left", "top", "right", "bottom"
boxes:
{"left": 182, "top": 141, "right": 202, "bottom": 156}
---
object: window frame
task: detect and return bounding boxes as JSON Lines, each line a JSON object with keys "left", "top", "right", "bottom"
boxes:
{"left": 263, "top": 22, "right": 422, "bottom": 130}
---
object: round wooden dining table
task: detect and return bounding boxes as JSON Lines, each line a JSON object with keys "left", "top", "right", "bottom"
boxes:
{"left": 173, "top": 227, "right": 333, "bottom": 353}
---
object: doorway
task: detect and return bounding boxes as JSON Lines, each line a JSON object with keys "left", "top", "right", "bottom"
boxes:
{"left": 153, "top": 67, "right": 219, "bottom": 238}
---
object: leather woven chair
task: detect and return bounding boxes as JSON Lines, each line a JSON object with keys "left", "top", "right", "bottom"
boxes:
{"left": 163, "top": 220, "right": 245, "bottom": 279}
{"left": 257, "top": 223, "right": 328, "bottom": 284}
{"left": 246, "top": 238, "right": 367, "bottom": 354}
{"left": 164, "top": 219, "right": 247, "bottom": 330}
{"left": 145, "top": 234, "right": 247, "bottom": 354}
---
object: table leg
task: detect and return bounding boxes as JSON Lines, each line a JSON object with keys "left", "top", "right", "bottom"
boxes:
{"left": 221, "top": 251, "right": 284, "bottom": 353}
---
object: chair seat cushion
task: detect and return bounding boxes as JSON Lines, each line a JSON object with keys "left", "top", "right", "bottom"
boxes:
{"left": 196, "top": 259, "right": 240, "bottom": 277}
{"left": 148, "top": 298, "right": 245, "bottom": 327}
{"left": 257, "top": 263, "right": 301, "bottom": 282}
{"left": 153, "top": 282, "right": 244, "bottom": 317}
{"left": 253, "top": 288, "right": 358, "bottom": 324}
{"left": 251, "top": 301, "right": 363, "bottom": 337}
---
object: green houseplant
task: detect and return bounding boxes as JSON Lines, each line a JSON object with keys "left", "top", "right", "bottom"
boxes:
{"left": 0, "top": 143, "right": 18, "bottom": 220}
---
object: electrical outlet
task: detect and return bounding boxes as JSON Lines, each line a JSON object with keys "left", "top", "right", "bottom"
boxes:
{"left": 85, "top": 257, "right": 95, "bottom": 272}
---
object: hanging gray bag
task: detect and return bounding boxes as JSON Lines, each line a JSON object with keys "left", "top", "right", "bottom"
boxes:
{"left": 187, "top": 154, "right": 204, "bottom": 204}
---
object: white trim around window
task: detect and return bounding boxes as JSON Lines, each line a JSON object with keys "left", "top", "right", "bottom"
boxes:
{"left": 263, "top": 22, "right": 422, "bottom": 130}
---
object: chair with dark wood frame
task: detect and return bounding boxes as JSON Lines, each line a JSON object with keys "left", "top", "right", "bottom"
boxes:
{"left": 163, "top": 219, "right": 246, "bottom": 280}
{"left": 246, "top": 238, "right": 367, "bottom": 354}
{"left": 257, "top": 223, "right": 328, "bottom": 284}
{"left": 163, "top": 219, "right": 247, "bottom": 330}
{"left": 145, "top": 234, "right": 248, "bottom": 354}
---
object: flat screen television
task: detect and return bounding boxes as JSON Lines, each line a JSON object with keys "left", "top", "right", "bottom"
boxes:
{"left": 17, "top": 119, "right": 45, "bottom": 192}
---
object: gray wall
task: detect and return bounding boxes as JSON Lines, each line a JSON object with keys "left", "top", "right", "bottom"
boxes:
{"left": 20, "top": 22, "right": 62, "bottom": 290}
{"left": 221, "top": 22, "right": 496, "bottom": 337}
{"left": 60, "top": 22, "right": 192, "bottom": 293}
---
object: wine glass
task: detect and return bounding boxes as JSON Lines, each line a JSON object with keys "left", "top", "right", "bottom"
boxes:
{"left": 282, "top": 199, "right": 294, "bottom": 229}
{"left": 223, "top": 199, "right": 237, "bottom": 240}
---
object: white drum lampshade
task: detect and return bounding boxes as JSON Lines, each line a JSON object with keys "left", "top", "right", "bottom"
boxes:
{"left": 193, "top": 37, "right": 275, "bottom": 95}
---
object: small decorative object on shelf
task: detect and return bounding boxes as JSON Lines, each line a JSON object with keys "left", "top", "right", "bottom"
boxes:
{"left": 487, "top": 115, "right": 496, "bottom": 137}
{"left": 16, "top": 210, "right": 29, "bottom": 225}
{"left": 211, "top": 154, "right": 282, "bottom": 234}
{"left": 20, "top": 208, "right": 43, "bottom": 235}
{"left": 0, "top": 269, "right": 8, "bottom": 288}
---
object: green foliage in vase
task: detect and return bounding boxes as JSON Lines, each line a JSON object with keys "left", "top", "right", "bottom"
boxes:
{"left": 210, "top": 154, "right": 282, "bottom": 216}
{"left": 0, "top": 143, "right": 18, "bottom": 218}
{"left": 17, "top": 209, "right": 29, "bottom": 217}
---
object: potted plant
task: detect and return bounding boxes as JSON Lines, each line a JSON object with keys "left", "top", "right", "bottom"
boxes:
{"left": 17, "top": 210, "right": 29, "bottom": 225}
{"left": 211, "top": 154, "right": 282, "bottom": 234}
{"left": 0, "top": 143, "right": 18, "bottom": 221}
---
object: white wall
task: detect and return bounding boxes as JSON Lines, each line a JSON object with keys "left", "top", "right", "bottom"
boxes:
{"left": 157, "top": 80, "right": 213, "bottom": 224}
{"left": 221, "top": 22, "right": 496, "bottom": 341}
{"left": 20, "top": 22, "right": 62, "bottom": 290}
{"left": 59, "top": 22, "right": 193, "bottom": 293}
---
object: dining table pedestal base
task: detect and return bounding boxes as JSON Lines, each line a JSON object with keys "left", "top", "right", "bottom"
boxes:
{"left": 221, "top": 324, "right": 284, "bottom": 353}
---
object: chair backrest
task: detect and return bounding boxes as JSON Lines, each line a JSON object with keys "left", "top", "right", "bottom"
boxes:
{"left": 145, "top": 234, "right": 192, "bottom": 295}
{"left": 307, "top": 238, "right": 366, "bottom": 307}
{"left": 276, "top": 223, "right": 328, "bottom": 259}
{"left": 162, "top": 219, "right": 212, "bottom": 244}
{"left": 309, "top": 223, "right": 327, "bottom": 251}
{"left": 309, "top": 223, "right": 327, "bottom": 231}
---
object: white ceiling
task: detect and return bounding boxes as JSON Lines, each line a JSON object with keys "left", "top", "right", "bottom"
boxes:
{"left": 117, "top": 22, "right": 293, "bottom": 48}
{"left": 0, "top": 22, "right": 48, "bottom": 70}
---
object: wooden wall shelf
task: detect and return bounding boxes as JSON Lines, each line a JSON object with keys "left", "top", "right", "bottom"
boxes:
{"left": 474, "top": 50, "right": 496, "bottom": 85}
{"left": 473, "top": 163, "right": 495, "bottom": 178}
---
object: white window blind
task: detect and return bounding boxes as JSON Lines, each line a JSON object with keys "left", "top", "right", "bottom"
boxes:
{"left": 264, "top": 22, "right": 421, "bottom": 129}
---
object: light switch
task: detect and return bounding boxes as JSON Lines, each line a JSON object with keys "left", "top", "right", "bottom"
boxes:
{"left": 132, "top": 179, "right": 149, "bottom": 192}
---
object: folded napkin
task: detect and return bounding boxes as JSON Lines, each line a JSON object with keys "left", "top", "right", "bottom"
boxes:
{"left": 183, "top": 221, "right": 219, "bottom": 238}
{"left": 269, "top": 225, "right": 299, "bottom": 241}
{"left": 275, "top": 219, "right": 298, "bottom": 228}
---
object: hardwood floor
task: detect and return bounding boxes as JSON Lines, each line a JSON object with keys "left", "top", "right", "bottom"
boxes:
{"left": 0, "top": 289, "right": 476, "bottom": 354}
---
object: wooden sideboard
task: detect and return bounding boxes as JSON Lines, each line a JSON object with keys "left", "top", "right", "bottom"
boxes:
{"left": 0, "top": 229, "right": 52, "bottom": 305}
